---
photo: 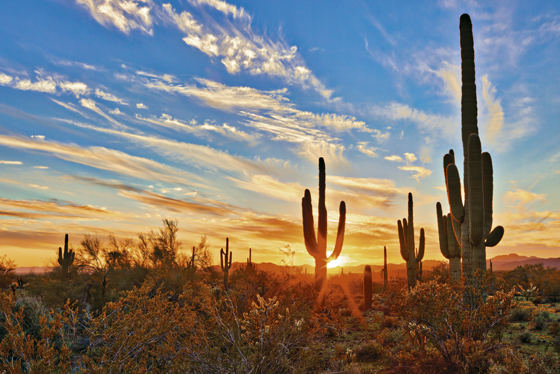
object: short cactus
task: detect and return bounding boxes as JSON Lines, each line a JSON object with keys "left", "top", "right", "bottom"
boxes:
{"left": 57, "top": 234, "right": 75, "bottom": 277}
{"left": 397, "top": 193, "right": 425, "bottom": 288}
{"left": 220, "top": 238, "right": 232, "bottom": 290}
{"left": 364, "top": 265, "right": 372, "bottom": 310}
{"left": 302, "top": 157, "right": 346, "bottom": 293}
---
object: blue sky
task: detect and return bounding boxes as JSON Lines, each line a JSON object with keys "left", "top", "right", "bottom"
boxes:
{"left": 1, "top": 0, "right": 559, "bottom": 267}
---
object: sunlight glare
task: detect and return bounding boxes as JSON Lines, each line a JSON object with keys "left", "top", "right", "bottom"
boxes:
{"left": 327, "top": 257, "right": 345, "bottom": 268}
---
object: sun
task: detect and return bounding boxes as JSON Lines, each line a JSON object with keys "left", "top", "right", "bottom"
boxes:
{"left": 327, "top": 257, "right": 345, "bottom": 269}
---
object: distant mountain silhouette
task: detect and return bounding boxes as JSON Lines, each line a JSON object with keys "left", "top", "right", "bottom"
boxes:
{"left": 487, "top": 254, "right": 560, "bottom": 271}
{"left": 15, "top": 254, "right": 560, "bottom": 276}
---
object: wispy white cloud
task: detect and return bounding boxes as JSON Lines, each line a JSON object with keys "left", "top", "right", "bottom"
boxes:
{"left": 504, "top": 188, "right": 546, "bottom": 208}
{"left": 0, "top": 161, "right": 22, "bottom": 165}
{"left": 161, "top": 3, "right": 332, "bottom": 98}
{"left": 76, "top": 0, "right": 154, "bottom": 35}
{"left": 189, "top": 0, "right": 249, "bottom": 21}
{"left": 136, "top": 113, "right": 258, "bottom": 142}
{"left": 404, "top": 152, "right": 417, "bottom": 162}
{"left": 135, "top": 70, "right": 177, "bottom": 83}
{"left": 95, "top": 88, "right": 128, "bottom": 105}
{"left": 136, "top": 103, "right": 148, "bottom": 109}
{"left": 369, "top": 102, "right": 458, "bottom": 139}
{"left": 385, "top": 155, "right": 403, "bottom": 162}
{"left": 0, "top": 70, "right": 89, "bottom": 96}
{"left": 0, "top": 134, "right": 205, "bottom": 187}
{"left": 356, "top": 142, "right": 377, "bottom": 157}
{"left": 80, "top": 98, "right": 130, "bottom": 129}
{"left": 297, "top": 141, "right": 348, "bottom": 169}
{"left": 397, "top": 165, "right": 432, "bottom": 181}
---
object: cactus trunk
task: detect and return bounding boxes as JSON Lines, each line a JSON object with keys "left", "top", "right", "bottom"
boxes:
{"left": 383, "top": 246, "right": 388, "bottom": 289}
{"left": 364, "top": 265, "right": 372, "bottom": 310}
{"left": 450, "top": 257, "right": 461, "bottom": 280}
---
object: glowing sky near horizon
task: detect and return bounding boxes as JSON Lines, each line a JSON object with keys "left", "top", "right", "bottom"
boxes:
{"left": 1, "top": 0, "right": 559, "bottom": 267}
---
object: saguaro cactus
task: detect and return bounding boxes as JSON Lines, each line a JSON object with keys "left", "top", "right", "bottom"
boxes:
{"left": 436, "top": 202, "right": 461, "bottom": 280}
{"left": 440, "top": 15, "right": 504, "bottom": 300}
{"left": 382, "top": 246, "right": 388, "bottom": 289}
{"left": 302, "top": 157, "right": 346, "bottom": 293}
{"left": 398, "top": 193, "right": 425, "bottom": 288}
{"left": 58, "top": 234, "right": 75, "bottom": 277}
{"left": 247, "top": 248, "right": 254, "bottom": 270}
{"left": 220, "top": 238, "right": 232, "bottom": 290}
{"left": 364, "top": 265, "right": 373, "bottom": 310}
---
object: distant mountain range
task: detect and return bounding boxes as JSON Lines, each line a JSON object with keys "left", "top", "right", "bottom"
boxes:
{"left": 15, "top": 254, "right": 560, "bottom": 275}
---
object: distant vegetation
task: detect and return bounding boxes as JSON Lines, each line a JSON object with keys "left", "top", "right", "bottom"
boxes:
{"left": 2, "top": 13, "right": 560, "bottom": 374}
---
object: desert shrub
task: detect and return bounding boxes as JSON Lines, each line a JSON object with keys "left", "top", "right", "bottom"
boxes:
{"left": 393, "top": 280, "right": 515, "bottom": 367}
{"left": 0, "top": 291, "right": 78, "bottom": 372}
{"left": 84, "top": 280, "right": 200, "bottom": 373}
{"left": 355, "top": 340, "right": 383, "bottom": 362}
{"left": 518, "top": 331, "right": 532, "bottom": 343}
{"left": 381, "top": 315, "right": 399, "bottom": 329}
{"left": 531, "top": 310, "right": 550, "bottom": 330}
{"left": 509, "top": 307, "right": 532, "bottom": 322}
{"left": 549, "top": 321, "right": 560, "bottom": 336}
{"left": 379, "top": 327, "right": 406, "bottom": 346}
{"left": 525, "top": 351, "right": 560, "bottom": 373}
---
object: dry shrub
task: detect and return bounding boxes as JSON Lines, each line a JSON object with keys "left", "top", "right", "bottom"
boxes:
{"left": 0, "top": 290, "right": 79, "bottom": 372}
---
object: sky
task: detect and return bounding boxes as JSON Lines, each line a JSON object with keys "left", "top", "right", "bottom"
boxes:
{"left": 1, "top": 0, "right": 559, "bottom": 268}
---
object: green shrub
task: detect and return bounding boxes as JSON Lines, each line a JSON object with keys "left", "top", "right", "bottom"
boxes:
{"left": 379, "top": 327, "right": 406, "bottom": 346}
{"left": 549, "top": 321, "right": 560, "bottom": 336}
{"left": 509, "top": 307, "right": 532, "bottom": 322}
{"left": 355, "top": 341, "right": 383, "bottom": 362}
{"left": 381, "top": 315, "right": 399, "bottom": 329}
{"left": 531, "top": 310, "right": 550, "bottom": 330}
{"left": 518, "top": 331, "right": 532, "bottom": 343}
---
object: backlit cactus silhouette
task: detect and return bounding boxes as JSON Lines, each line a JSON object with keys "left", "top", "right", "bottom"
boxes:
{"left": 247, "top": 248, "right": 254, "bottom": 270}
{"left": 436, "top": 202, "right": 461, "bottom": 280}
{"left": 57, "top": 234, "right": 75, "bottom": 277}
{"left": 398, "top": 193, "right": 425, "bottom": 288}
{"left": 302, "top": 157, "right": 346, "bottom": 293}
{"left": 364, "top": 265, "right": 372, "bottom": 310}
{"left": 382, "top": 246, "right": 388, "bottom": 289}
{"left": 220, "top": 238, "right": 232, "bottom": 290}
{"left": 440, "top": 14, "right": 504, "bottom": 299}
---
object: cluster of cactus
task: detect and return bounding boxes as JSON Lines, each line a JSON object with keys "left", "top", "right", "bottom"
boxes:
{"left": 437, "top": 14, "right": 504, "bottom": 300}
{"left": 397, "top": 193, "right": 425, "bottom": 288}
{"left": 379, "top": 246, "right": 388, "bottom": 289}
{"left": 58, "top": 234, "right": 75, "bottom": 277}
{"left": 364, "top": 265, "right": 373, "bottom": 310}
{"left": 302, "top": 157, "right": 346, "bottom": 293}
{"left": 220, "top": 238, "right": 232, "bottom": 290}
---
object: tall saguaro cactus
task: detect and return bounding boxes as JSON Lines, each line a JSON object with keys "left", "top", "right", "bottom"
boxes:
{"left": 436, "top": 202, "right": 461, "bottom": 280}
{"left": 440, "top": 15, "right": 504, "bottom": 300}
{"left": 58, "top": 234, "right": 75, "bottom": 277}
{"left": 364, "top": 265, "right": 373, "bottom": 310}
{"left": 398, "top": 193, "right": 425, "bottom": 288}
{"left": 302, "top": 157, "right": 346, "bottom": 293}
{"left": 220, "top": 238, "right": 232, "bottom": 290}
